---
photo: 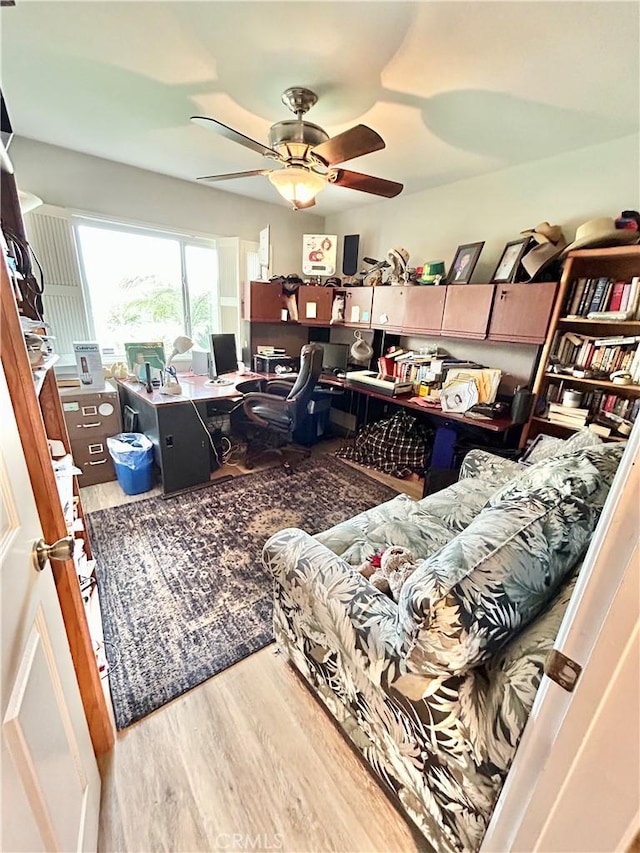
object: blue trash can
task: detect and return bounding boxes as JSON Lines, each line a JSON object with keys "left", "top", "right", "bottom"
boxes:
{"left": 107, "top": 433, "right": 154, "bottom": 495}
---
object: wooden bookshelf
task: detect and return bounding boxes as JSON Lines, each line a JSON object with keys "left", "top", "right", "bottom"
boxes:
{"left": 530, "top": 416, "right": 627, "bottom": 442}
{"left": 522, "top": 246, "right": 640, "bottom": 446}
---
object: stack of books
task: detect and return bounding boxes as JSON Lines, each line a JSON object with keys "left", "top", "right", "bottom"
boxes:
{"left": 546, "top": 402, "right": 589, "bottom": 429}
{"left": 552, "top": 331, "right": 640, "bottom": 381}
{"left": 564, "top": 275, "right": 640, "bottom": 319}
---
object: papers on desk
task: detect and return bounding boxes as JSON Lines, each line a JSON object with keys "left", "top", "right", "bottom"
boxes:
{"left": 440, "top": 368, "right": 501, "bottom": 413}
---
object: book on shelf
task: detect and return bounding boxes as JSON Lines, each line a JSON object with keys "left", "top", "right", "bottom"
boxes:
{"left": 548, "top": 403, "right": 590, "bottom": 417}
{"left": 546, "top": 412, "right": 587, "bottom": 428}
{"left": 588, "top": 423, "right": 612, "bottom": 438}
{"left": 564, "top": 275, "right": 640, "bottom": 320}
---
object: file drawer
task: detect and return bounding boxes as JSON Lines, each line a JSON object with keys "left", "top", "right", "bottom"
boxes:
{"left": 71, "top": 438, "right": 116, "bottom": 486}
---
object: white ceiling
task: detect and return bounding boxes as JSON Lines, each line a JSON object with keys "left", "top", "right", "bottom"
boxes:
{"left": 1, "top": 1, "right": 638, "bottom": 214}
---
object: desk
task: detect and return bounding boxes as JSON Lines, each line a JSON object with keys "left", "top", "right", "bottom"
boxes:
{"left": 116, "top": 372, "right": 260, "bottom": 495}
{"left": 117, "top": 371, "right": 518, "bottom": 497}
{"left": 316, "top": 375, "right": 520, "bottom": 496}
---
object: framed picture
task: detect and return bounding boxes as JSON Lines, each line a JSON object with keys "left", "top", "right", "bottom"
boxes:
{"left": 491, "top": 238, "right": 531, "bottom": 283}
{"left": 446, "top": 242, "right": 484, "bottom": 284}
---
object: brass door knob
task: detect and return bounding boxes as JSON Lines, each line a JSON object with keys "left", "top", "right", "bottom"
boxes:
{"left": 33, "top": 535, "right": 74, "bottom": 572}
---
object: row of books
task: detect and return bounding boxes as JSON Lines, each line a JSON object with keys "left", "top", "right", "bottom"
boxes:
{"left": 552, "top": 331, "right": 640, "bottom": 382}
{"left": 563, "top": 276, "right": 640, "bottom": 319}
{"left": 378, "top": 348, "right": 480, "bottom": 385}
{"left": 544, "top": 384, "right": 639, "bottom": 435}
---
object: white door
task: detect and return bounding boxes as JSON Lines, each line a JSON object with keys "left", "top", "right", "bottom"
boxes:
{"left": 0, "top": 361, "right": 101, "bottom": 852}
{"left": 484, "top": 421, "right": 640, "bottom": 852}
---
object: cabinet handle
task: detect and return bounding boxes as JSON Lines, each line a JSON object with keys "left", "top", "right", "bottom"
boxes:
{"left": 500, "top": 290, "right": 508, "bottom": 299}
{"left": 88, "top": 459, "right": 107, "bottom": 466}
{"left": 77, "top": 422, "right": 102, "bottom": 428}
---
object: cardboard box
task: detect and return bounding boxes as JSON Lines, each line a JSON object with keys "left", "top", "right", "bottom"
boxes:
{"left": 73, "top": 341, "right": 105, "bottom": 390}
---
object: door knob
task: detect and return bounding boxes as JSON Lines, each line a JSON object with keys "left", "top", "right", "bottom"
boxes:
{"left": 33, "top": 535, "right": 74, "bottom": 572}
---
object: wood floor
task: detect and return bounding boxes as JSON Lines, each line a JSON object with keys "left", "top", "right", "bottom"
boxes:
{"left": 90, "top": 441, "right": 425, "bottom": 852}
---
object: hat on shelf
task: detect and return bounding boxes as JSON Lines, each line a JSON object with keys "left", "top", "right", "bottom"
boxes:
{"left": 521, "top": 242, "right": 565, "bottom": 280}
{"left": 615, "top": 210, "right": 640, "bottom": 232}
{"left": 386, "top": 246, "right": 410, "bottom": 270}
{"left": 418, "top": 260, "right": 446, "bottom": 283}
{"left": 520, "top": 222, "right": 566, "bottom": 246}
{"left": 520, "top": 222, "right": 567, "bottom": 281}
{"left": 561, "top": 217, "right": 639, "bottom": 256}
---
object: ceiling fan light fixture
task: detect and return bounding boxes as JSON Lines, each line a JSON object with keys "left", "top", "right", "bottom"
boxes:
{"left": 268, "top": 166, "right": 327, "bottom": 208}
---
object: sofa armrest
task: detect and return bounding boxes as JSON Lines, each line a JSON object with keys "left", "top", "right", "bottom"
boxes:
{"left": 458, "top": 449, "right": 523, "bottom": 486}
{"left": 263, "top": 528, "right": 402, "bottom": 667}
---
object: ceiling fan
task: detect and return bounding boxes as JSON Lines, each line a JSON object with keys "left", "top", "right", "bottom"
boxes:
{"left": 191, "top": 87, "right": 403, "bottom": 210}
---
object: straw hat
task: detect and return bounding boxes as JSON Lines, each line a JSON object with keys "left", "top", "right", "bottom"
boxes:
{"left": 521, "top": 241, "right": 565, "bottom": 280}
{"left": 561, "top": 217, "right": 639, "bottom": 256}
{"left": 386, "top": 246, "right": 410, "bottom": 271}
{"left": 520, "top": 222, "right": 565, "bottom": 246}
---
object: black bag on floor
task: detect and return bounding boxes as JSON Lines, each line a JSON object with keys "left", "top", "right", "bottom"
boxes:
{"left": 337, "top": 410, "right": 431, "bottom": 478}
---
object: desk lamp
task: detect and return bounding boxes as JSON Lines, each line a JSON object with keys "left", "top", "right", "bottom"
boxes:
{"left": 161, "top": 335, "right": 193, "bottom": 396}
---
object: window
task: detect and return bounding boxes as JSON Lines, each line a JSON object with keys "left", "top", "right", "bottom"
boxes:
{"left": 75, "top": 221, "right": 219, "bottom": 357}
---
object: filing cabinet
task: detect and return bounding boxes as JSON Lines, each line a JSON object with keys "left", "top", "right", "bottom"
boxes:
{"left": 59, "top": 381, "right": 122, "bottom": 486}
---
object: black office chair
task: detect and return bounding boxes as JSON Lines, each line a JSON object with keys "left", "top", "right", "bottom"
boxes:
{"left": 242, "top": 343, "right": 324, "bottom": 473}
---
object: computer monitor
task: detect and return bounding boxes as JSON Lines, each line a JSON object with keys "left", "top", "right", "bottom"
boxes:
{"left": 319, "top": 342, "right": 349, "bottom": 373}
{"left": 209, "top": 334, "right": 238, "bottom": 378}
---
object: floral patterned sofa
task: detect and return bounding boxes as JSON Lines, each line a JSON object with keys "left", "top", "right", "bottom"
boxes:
{"left": 262, "top": 438, "right": 625, "bottom": 853}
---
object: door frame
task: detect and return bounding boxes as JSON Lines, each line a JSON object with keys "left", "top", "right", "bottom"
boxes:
{"left": 1, "top": 261, "right": 114, "bottom": 756}
{"left": 483, "top": 422, "right": 640, "bottom": 851}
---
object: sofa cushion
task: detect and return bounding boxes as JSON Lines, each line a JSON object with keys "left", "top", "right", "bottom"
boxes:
{"left": 522, "top": 427, "right": 602, "bottom": 465}
{"left": 315, "top": 478, "right": 497, "bottom": 568}
{"left": 490, "top": 443, "right": 625, "bottom": 512}
{"left": 398, "top": 453, "right": 603, "bottom": 677}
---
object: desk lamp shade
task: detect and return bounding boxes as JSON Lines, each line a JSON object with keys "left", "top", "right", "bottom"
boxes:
{"left": 168, "top": 335, "right": 194, "bottom": 366}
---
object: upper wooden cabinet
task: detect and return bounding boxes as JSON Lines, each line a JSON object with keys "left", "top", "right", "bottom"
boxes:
{"left": 342, "top": 287, "right": 374, "bottom": 327}
{"left": 371, "top": 286, "right": 406, "bottom": 331}
{"left": 371, "top": 285, "right": 447, "bottom": 336}
{"left": 297, "top": 285, "right": 334, "bottom": 326}
{"left": 403, "top": 287, "right": 447, "bottom": 336}
{"left": 488, "top": 281, "right": 558, "bottom": 344}
{"left": 244, "top": 281, "right": 284, "bottom": 322}
{"left": 442, "top": 284, "right": 495, "bottom": 339}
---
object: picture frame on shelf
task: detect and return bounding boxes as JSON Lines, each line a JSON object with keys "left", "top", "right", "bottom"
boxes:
{"left": 491, "top": 237, "right": 531, "bottom": 283}
{"left": 446, "top": 241, "right": 484, "bottom": 284}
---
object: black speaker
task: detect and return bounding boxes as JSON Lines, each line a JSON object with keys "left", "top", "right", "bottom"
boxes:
{"left": 342, "top": 234, "right": 360, "bottom": 276}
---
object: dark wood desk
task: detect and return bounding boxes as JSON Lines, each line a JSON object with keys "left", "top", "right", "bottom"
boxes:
{"left": 320, "top": 375, "right": 516, "bottom": 433}
{"left": 116, "top": 372, "right": 263, "bottom": 495}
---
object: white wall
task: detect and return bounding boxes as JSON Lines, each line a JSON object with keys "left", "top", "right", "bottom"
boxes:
{"left": 325, "top": 134, "right": 640, "bottom": 282}
{"left": 10, "top": 136, "right": 324, "bottom": 272}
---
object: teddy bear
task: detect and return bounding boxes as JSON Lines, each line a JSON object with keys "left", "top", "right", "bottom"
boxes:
{"left": 357, "top": 546, "right": 420, "bottom": 602}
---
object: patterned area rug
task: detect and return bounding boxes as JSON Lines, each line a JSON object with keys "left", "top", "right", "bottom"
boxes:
{"left": 86, "top": 456, "right": 399, "bottom": 729}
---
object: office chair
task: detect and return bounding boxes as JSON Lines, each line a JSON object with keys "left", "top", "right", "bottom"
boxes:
{"left": 242, "top": 343, "right": 324, "bottom": 473}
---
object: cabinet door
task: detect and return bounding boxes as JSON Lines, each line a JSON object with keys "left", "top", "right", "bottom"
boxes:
{"left": 371, "top": 287, "right": 406, "bottom": 330}
{"left": 342, "top": 287, "right": 374, "bottom": 327}
{"left": 404, "top": 287, "right": 446, "bottom": 335}
{"left": 488, "top": 282, "right": 558, "bottom": 343}
{"left": 442, "top": 284, "right": 495, "bottom": 339}
{"left": 246, "top": 281, "right": 284, "bottom": 322}
{"left": 298, "top": 286, "right": 333, "bottom": 325}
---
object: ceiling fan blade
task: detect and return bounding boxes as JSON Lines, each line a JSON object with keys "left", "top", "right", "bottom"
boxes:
{"left": 191, "top": 116, "right": 279, "bottom": 158}
{"left": 331, "top": 169, "right": 403, "bottom": 198}
{"left": 197, "top": 169, "right": 272, "bottom": 182}
{"left": 312, "top": 125, "right": 385, "bottom": 166}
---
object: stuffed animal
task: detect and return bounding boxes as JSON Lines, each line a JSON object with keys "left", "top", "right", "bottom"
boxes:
{"left": 357, "top": 546, "right": 420, "bottom": 601}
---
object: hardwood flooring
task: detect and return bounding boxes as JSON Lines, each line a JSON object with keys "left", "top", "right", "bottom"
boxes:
{"left": 91, "top": 441, "right": 425, "bottom": 852}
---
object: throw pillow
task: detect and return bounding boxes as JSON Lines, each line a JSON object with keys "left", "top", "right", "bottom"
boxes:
{"left": 491, "top": 443, "right": 625, "bottom": 512}
{"left": 398, "top": 459, "right": 599, "bottom": 677}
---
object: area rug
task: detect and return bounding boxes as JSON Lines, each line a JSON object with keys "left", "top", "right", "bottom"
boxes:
{"left": 86, "top": 456, "right": 399, "bottom": 729}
